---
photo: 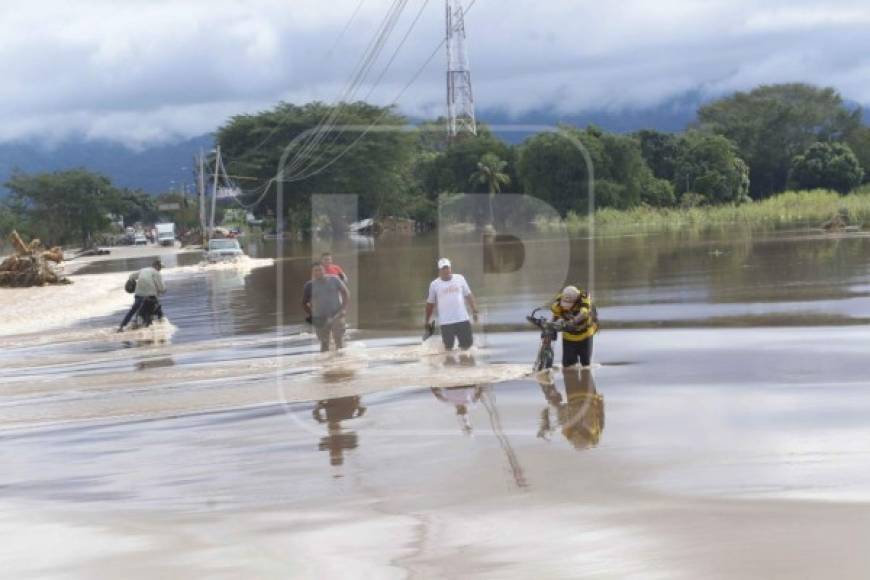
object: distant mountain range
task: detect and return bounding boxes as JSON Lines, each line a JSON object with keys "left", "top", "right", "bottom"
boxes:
{"left": 479, "top": 97, "right": 701, "bottom": 144}
{"left": 0, "top": 134, "right": 215, "bottom": 197}
{"left": 0, "top": 100, "right": 713, "bottom": 197}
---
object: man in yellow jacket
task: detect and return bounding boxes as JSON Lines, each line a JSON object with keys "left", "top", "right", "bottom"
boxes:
{"left": 550, "top": 285, "right": 598, "bottom": 368}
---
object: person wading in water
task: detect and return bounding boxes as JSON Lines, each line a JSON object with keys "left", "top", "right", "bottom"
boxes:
{"left": 118, "top": 259, "right": 166, "bottom": 332}
{"left": 424, "top": 258, "right": 479, "bottom": 351}
{"left": 303, "top": 262, "right": 350, "bottom": 352}
{"left": 549, "top": 285, "right": 598, "bottom": 368}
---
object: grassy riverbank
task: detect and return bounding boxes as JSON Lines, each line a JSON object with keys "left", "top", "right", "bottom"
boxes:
{"left": 539, "top": 189, "right": 870, "bottom": 235}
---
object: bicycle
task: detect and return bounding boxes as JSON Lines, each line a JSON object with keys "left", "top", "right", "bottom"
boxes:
{"left": 526, "top": 307, "right": 577, "bottom": 372}
{"left": 131, "top": 297, "right": 164, "bottom": 330}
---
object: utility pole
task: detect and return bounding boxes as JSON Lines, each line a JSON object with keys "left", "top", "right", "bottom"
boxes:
{"left": 209, "top": 146, "right": 221, "bottom": 239}
{"left": 446, "top": 0, "right": 477, "bottom": 140}
{"left": 197, "top": 150, "right": 206, "bottom": 240}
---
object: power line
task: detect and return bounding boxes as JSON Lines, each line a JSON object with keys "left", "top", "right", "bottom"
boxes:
{"left": 281, "top": 0, "right": 410, "bottom": 179}
{"left": 223, "top": 0, "right": 411, "bottom": 210}
{"left": 285, "top": 0, "right": 433, "bottom": 180}
{"left": 281, "top": 0, "right": 478, "bottom": 184}
{"left": 232, "top": 0, "right": 480, "bottom": 208}
{"left": 325, "top": 0, "right": 368, "bottom": 60}
{"left": 232, "top": 0, "right": 403, "bottom": 163}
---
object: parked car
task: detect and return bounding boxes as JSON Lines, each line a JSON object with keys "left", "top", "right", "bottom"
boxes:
{"left": 134, "top": 232, "right": 148, "bottom": 245}
{"left": 205, "top": 238, "right": 244, "bottom": 262}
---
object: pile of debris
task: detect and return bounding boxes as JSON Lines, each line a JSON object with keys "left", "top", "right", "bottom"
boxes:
{"left": 0, "top": 230, "right": 69, "bottom": 287}
{"left": 180, "top": 229, "right": 204, "bottom": 247}
{"left": 821, "top": 209, "right": 861, "bottom": 233}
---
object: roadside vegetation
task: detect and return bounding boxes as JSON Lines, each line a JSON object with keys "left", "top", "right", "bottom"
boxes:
{"left": 536, "top": 189, "right": 870, "bottom": 235}
{"left": 4, "top": 82, "right": 870, "bottom": 245}
{"left": 0, "top": 170, "right": 208, "bottom": 250}
{"left": 211, "top": 82, "right": 870, "bottom": 234}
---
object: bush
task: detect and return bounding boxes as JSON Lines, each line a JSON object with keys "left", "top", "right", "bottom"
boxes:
{"left": 592, "top": 180, "right": 627, "bottom": 210}
{"left": 680, "top": 192, "right": 707, "bottom": 209}
{"left": 641, "top": 177, "right": 676, "bottom": 207}
{"left": 790, "top": 141, "right": 864, "bottom": 194}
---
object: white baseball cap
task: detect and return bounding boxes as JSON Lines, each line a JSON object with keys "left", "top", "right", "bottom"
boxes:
{"left": 560, "top": 285, "right": 580, "bottom": 307}
{"left": 437, "top": 258, "right": 451, "bottom": 269}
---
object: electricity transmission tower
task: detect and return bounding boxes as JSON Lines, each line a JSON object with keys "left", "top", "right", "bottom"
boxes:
{"left": 446, "top": 0, "right": 477, "bottom": 139}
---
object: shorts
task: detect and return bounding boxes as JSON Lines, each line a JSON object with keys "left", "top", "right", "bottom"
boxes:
{"left": 441, "top": 320, "right": 473, "bottom": 350}
{"left": 313, "top": 314, "right": 346, "bottom": 349}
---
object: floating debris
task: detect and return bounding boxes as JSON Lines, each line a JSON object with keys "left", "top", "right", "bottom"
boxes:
{"left": 0, "top": 231, "right": 69, "bottom": 287}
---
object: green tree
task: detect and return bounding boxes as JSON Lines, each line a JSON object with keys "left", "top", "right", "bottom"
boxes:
{"left": 0, "top": 197, "right": 30, "bottom": 242}
{"left": 599, "top": 131, "right": 674, "bottom": 208}
{"left": 469, "top": 153, "right": 511, "bottom": 225}
{"left": 216, "top": 101, "right": 417, "bottom": 233}
{"left": 698, "top": 83, "right": 861, "bottom": 198}
{"left": 844, "top": 126, "right": 870, "bottom": 183}
{"left": 416, "top": 127, "right": 518, "bottom": 226}
{"left": 119, "top": 188, "right": 158, "bottom": 226}
{"left": 415, "top": 117, "right": 451, "bottom": 153}
{"left": 641, "top": 177, "right": 676, "bottom": 207}
{"left": 517, "top": 125, "right": 672, "bottom": 214}
{"left": 5, "top": 169, "right": 122, "bottom": 246}
{"left": 517, "top": 129, "right": 597, "bottom": 215}
{"left": 155, "top": 191, "right": 203, "bottom": 232}
{"left": 673, "top": 132, "right": 750, "bottom": 204}
{"left": 636, "top": 129, "right": 679, "bottom": 181}
{"left": 789, "top": 142, "right": 864, "bottom": 194}
{"left": 419, "top": 126, "right": 516, "bottom": 195}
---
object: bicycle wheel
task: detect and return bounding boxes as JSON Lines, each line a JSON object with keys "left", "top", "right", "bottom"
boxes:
{"left": 542, "top": 346, "right": 554, "bottom": 369}
{"left": 533, "top": 346, "right": 546, "bottom": 372}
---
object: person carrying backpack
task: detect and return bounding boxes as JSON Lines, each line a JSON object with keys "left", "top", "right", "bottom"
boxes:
{"left": 118, "top": 259, "right": 166, "bottom": 332}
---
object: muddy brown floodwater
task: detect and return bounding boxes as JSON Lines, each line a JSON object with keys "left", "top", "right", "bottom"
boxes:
{"left": 2, "top": 229, "right": 870, "bottom": 579}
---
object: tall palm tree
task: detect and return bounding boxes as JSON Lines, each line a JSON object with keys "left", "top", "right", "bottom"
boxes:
{"left": 469, "top": 153, "right": 511, "bottom": 227}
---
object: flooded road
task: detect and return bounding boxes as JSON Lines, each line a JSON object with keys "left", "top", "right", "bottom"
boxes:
{"left": 2, "top": 229, "right": 870, "bottom": 578}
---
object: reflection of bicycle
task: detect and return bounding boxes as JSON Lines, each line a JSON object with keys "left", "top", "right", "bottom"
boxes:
{"left": 526, "top": 307, "right": 576, "bottom": 372}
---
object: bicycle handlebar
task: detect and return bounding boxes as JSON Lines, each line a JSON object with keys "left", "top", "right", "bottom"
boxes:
{"left": 526, "top": 307, "right": 579, "bottom": 333}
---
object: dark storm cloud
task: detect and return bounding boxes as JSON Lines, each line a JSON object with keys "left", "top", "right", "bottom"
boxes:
{"left": 2, "top": 0, "right": 869, "bottom": 147}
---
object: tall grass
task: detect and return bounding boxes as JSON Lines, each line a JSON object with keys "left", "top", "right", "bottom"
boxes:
{"left": 538, "top": 189, "right": 870, "bottom": 235}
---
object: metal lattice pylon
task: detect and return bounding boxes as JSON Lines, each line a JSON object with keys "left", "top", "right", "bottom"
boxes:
{"left": 446, "top": 0, "right": 477, "bottom": 139}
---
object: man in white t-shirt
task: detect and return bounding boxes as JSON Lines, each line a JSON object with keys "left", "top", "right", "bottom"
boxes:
{"left": 424, "top": 258, "right": 479, "bottom": 350}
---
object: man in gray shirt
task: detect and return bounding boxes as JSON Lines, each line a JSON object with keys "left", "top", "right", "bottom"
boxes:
{"left": 303, "top": 262, "right": 349, "bottom": 351}
{"left": 118, "top": 259, "right": 166, "bottom": 331}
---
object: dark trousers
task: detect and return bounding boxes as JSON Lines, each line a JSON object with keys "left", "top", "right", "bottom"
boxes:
{"left": 120, "top": 296, "right": 162, "bottom": 329}
{"left": 562, "top": 336, "right": 593, "bottom": 368}
{"left": 441, "top": 320, "right": 473, "bottom": 350}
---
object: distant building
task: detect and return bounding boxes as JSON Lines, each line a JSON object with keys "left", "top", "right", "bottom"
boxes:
{"left": 246, "top": 212, "right": 263, "bottom": 226}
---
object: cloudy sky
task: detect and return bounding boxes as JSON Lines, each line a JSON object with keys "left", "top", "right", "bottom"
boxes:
{"left": 2, "top": 0, "right": 870, "bottom": 148}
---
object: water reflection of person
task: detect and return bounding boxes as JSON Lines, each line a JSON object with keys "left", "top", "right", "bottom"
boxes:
{"left": 313, "top": 396, "right": 366, "bottom": 466}
{"left": 431, "top": 385, "right": 483, "bottom": 435}
{"left": 432, "top": 353, "right": 481, "bottom": 434}
{"left": 537, "top": 368, "right": 604, "bottom": 449}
